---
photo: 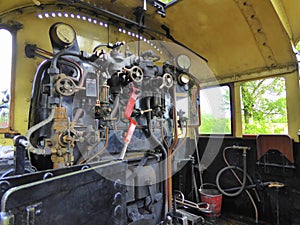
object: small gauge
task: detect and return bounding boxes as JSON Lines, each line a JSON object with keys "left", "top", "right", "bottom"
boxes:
{"left": 50, "top": 23, "right": 77, "bottom": 48}
{"left": 175, "top": 54, "right": 191, "bottom": 70}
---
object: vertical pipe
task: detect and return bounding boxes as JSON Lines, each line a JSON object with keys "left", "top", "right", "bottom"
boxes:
{"left": 167, "top": 85, "right": 179, "bottom": 208}
{"left": 13, "top": 136, "right": 29, "bottom": 175}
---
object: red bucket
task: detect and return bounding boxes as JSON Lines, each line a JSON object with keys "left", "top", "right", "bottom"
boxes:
{"left": 199, "top": 184, "right": 222, "bottom": 217}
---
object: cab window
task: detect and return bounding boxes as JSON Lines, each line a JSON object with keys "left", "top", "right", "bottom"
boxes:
{"left": 199, "top": 85, "right": 232, "bottom": 134}
{"left": 241, "top": 77, "right": 287, "bottom": 134}
{"left": 0, "top": 28, "right": 12, "bottom": 129}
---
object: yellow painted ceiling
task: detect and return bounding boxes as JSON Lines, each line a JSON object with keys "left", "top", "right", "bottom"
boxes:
{"left": 0, "top": 0, "right": 299, "bottom": 79}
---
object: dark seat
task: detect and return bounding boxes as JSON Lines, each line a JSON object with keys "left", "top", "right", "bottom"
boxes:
{"left": 256, "top": 134, "right": 294, "bottom": 163}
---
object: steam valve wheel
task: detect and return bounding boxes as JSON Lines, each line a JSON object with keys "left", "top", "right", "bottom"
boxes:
{"left": 55, "top": 77, "right": 77, "bottom": 96}
{"left": 130, "top": 66, "right": 143, "bottom": 83}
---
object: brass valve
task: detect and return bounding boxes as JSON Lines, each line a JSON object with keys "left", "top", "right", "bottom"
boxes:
{"left": 47, "top": 106, "right": 76, "bottom": 168}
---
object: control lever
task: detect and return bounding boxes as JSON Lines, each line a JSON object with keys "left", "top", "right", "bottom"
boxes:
{"left": 119, "top": 83, "right": 141, "bottom": 160}
{"left": 119, "top": 118, "right": 137, "bottom": 160}
{"left": 124, "top": 83, "right": 141, "bottom": 118}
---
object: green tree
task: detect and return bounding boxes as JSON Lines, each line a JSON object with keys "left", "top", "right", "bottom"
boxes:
{"left": 241, "top": 77, "right": 287, "bottom": 134}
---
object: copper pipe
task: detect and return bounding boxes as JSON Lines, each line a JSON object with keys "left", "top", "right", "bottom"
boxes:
{"left": 167, "top": 85, "right": 179, "bottom": 209}
{"left": 35, "top": 47, "right": 53, "bottom": 57}
{"left": 161, "top": 122, "right": 169, "bottom": 149}
{"left": 35, "top": 47, "right": 85, "bottom": 87}
{"left": 167, "top": 76, "right": 201, "bottom": 209}
{"left": 79, "top": 127, "right": 109, "bottom": 164}
{"left": 171, "top": 121, "right": 188, "bottom": 158}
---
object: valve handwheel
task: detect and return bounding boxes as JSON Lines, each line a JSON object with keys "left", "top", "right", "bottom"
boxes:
{"left": 163, "top": 73, "right": 173, "bottom": 88}
{"left": 130, "top": 66, "right": 143, "bottom": 83}
{"left": 55, "top": 77, "right": 77, "bottom": 96}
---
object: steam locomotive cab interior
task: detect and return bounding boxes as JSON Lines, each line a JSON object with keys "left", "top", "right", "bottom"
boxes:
{"left": 0, "top": 0, "right": 299, "bottom": 225}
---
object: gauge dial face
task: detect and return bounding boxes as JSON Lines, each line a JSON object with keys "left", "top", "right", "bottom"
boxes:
{"left": 51, "top": 23, "right": 76, "bottom": 47}
{"left": 56, "top": 24, "right": 76, "bottom": 45}
{"left": 176, "top": 54, "right": 191, "bottom": 70}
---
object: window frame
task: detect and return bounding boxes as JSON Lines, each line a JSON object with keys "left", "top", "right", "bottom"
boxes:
{"left": 199, "top": 84, "right": 233, "bottom": 136}
{"left": 0, "top": 24, "right": 17, "bottom": 134}
{"left": 240, "top": 76, "right": 288, "bottom": 135}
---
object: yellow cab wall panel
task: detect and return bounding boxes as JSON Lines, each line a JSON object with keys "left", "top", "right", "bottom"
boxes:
{"left": 160, "top": 0, "right": 265, "bottom": 77}
{"left": 156, "top": 0, "right": 296, "bottom": 79}
{"left": 281, "top": 0, "right": 300, "bottom": 42}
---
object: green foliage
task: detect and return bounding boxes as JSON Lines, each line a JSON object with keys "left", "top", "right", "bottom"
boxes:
{"left": 158, "top": 0, "right": 175, "bottom": 4}
{"left": 200, "top": 113, "right": 231, "bottom": 134}
{"left": 241, "top": 77, "right": 287, "bottom": 134}
{"left": 296, "top": 41, "right": 300, "bottom": 51}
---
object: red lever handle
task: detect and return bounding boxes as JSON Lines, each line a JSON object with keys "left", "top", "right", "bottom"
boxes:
{"left": 124, "top": 83, "right": 140, "bottom": 119}
{"left": 124, "top": 118, "right": 137, "bottom": 143}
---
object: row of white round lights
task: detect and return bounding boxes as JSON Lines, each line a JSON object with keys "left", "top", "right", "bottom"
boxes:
{"left": 117, "top": 28, "right": 163, "bottom": 55}
{"left": 37, "top": 12, "right": 108, "bottom": 28}
{"left": 36, "top": 12, "right": 162, "bottom": 54}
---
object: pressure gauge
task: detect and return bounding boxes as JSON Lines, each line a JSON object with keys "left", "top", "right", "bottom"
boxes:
{"left": 175, "top": 54, "right": 191, "bottom": 70}
{"left": 50, "top": 23, "right": 77, "bottom": 48}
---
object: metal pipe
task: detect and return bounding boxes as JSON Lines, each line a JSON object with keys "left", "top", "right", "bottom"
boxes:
{"left": 50, "top": 50, "right": 82, "bottom": 72}
{"left": 145, "top": 97, "right": 169, "bottom": 217}
{"left": 25, "top": 108, "right": 55, "bottom": 156}
{"left": 167, "top": 85, "right": 179, "bottom": 209}
{"left": 13, "top": 136, "right": 29, "bottom": 175}
{"left": 80, "top": 127, "right": 109, "bottom": 164}
{"left": 170, "top": 122, "right": 188, "bottom": 158}
{"left": 110, "top": 95, "right": 120, "bottom": 119}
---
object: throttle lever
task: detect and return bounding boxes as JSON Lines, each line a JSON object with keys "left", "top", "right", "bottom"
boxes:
{"left": 124, "top": 83, "right": 141, "bottom": 119}
{"left": 119, "top": 118, "right": 137, "bottom": 160}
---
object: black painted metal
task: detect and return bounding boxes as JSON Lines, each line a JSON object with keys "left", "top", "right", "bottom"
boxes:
{"left": 0, "top": 161, "right": 110, "bottom": 198}
{"left": 0, "top": 160, "right": 127, "bottom": 225}
{"left": 13, "top": 136, "right": 27, "bottom": 175}
{"left": 190, "top": 137, "right": 300, "bottom": 225}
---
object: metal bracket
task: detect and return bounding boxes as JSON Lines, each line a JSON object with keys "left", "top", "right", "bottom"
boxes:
{"left": 26, "top": 203, "right": 42, "bottom": 225}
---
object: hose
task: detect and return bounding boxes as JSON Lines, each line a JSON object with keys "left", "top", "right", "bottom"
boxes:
{"left": 216, "top": 152, "right": 247, "bottom": 197}
{"left": 216, "top": 146, "right": 259, "bottom": 223}
{"left": 25, "top": 108, "right": 55, "bottom": 158}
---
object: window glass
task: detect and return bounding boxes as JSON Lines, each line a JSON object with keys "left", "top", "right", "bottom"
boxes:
{"left": 241, "top": 77, "right": 287, "bottom": 134}
{"left": 199, "top": 86, "right": 231, "bottom": 134}
{"left": 157, "top": 0, "right": 176, "bottom": 4}
{"left": 0, "top": 29, "right": 12, "bottom": 128}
